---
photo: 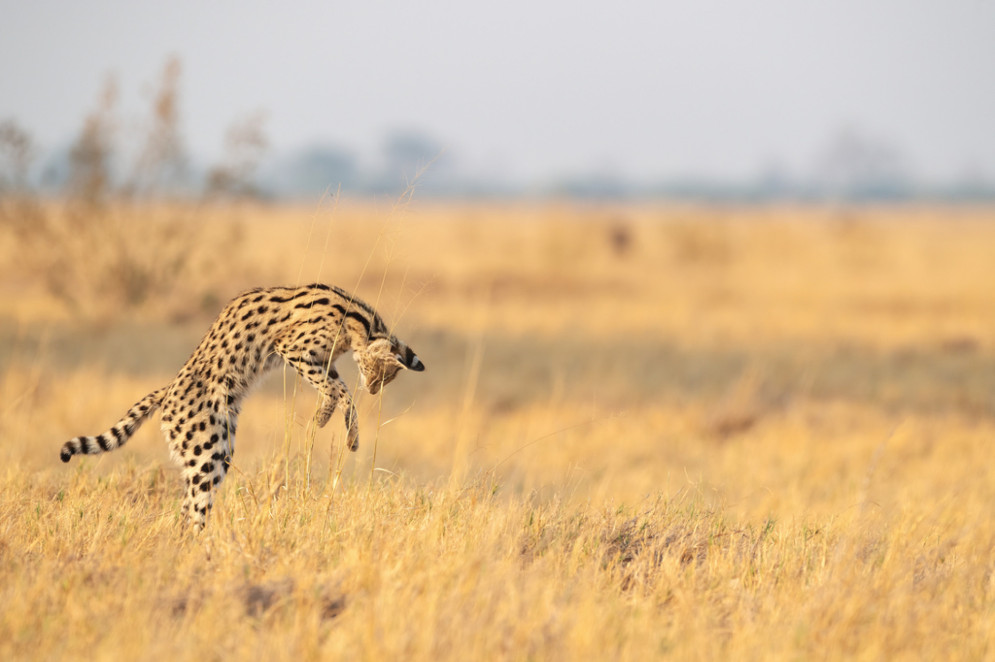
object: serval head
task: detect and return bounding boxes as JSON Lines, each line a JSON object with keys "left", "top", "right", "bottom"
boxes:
{"left": 357, "top": 336, "right": 425, "bottom": 395}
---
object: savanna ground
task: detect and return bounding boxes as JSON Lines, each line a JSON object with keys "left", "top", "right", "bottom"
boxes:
{"left": 1, "top": 199, "right": 994, "bottom": 660}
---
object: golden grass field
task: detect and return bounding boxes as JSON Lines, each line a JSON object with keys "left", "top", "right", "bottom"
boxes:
{"left": 1, "top": 199, "right": 994, "bottom": 659}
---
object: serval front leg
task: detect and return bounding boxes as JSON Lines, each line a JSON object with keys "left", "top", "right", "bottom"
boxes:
{"left": 275, "top": 341, "right": 360, "bottom": 451}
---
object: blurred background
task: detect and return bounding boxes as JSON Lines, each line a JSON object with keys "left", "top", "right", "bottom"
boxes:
{"left": 2, "top": 0, "right": 994, "bottom": 202}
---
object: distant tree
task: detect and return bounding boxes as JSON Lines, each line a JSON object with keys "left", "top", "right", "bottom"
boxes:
{"left": 67, "top": 77, "right": 118, "bottom": 207}
{"left": 127, "top": 56, "right": 187, "bottom": 196}
{"left": 0, "top": 119, "right": 44, "bottom": 235}
{"left": 274, "top": 145, "right": 358, "bottom": 197}
{"left": 379, "top": 129, "right": 448, "bottom": 191}
{"left": 944, "top": 163, "right": 995, "bottom": 201}
{"left": 814, "top": 127, "right": 913, "bottom": 200}
{"left": 0, "top": 119, "right": 34, "bottom": 193}
{"left": 205, "top": 112, "right": 269, "bottom": 199}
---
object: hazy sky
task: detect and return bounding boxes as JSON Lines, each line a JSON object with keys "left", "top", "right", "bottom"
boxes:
{"left": 2, "top": 0, "right": 994, "bottom": 184}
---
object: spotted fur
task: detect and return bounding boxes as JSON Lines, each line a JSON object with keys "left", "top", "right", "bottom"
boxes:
{"left": 59, "top": 284, "right": 425, "bottom": 528}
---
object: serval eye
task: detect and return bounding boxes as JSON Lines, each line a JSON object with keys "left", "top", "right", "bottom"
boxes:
{"left": 58, "top": 283, "right": 426, "bottom": 529}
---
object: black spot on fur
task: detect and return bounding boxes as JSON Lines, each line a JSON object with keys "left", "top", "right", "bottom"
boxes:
{"left": 345, "top": 311, "right": 372, "bottom": 337}
{"left": 270, "top": 289, "right": 309, "bottom": 304}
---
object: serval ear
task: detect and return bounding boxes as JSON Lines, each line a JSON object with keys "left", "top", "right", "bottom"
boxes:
{"left": 396, "top": 344, "right": 425, "bottom": 371}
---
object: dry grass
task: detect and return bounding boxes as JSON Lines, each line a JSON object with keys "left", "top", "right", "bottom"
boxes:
{"left": 2, "top": 200, "right": 995, "bottom": 659}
